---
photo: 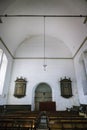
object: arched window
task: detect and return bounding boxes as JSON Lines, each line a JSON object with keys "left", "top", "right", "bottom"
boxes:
{"left": 83, "top": 51, "right": 87, "bottom": 75}
{"left": 80, "top": 51, "right": 87, "bottom": 95}
{"left": 0, "top": 48, "right": 8, "bottom": 95}
{"left": 82, "top": 51, "right": 87, "bottom": 95}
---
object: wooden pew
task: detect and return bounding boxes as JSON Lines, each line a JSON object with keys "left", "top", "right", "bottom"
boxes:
{"left": 0, "top": 111, "right": 39, "bottom": 130}
{"left": 48, "top": 118, "right": 87, "bottom": 130}
{"left": 47, "top": 111, "right": 79, "bottom": 118}
{"left": 1, "top": 110, "right": 87, "bottom": 130}
{"left": 0, "top": 119, "right": 35, "bottom": 130}
{"left": 47, "top": 111, "right": 87, "bottom": 130}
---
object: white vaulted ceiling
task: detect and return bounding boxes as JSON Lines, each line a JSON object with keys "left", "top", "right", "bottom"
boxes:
{"left": 0, "top": 0, "right": 87, "bottom": 58}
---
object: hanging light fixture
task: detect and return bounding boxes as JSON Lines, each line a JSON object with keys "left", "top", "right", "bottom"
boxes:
{"left": 43, "top": 16, "right": 47, "bottom": 71}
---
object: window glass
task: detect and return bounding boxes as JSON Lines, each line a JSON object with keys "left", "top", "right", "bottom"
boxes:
{"left": 0, "top": 49, "right": 8, "bottom": 94}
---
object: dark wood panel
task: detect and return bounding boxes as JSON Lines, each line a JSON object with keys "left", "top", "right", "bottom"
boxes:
{"left": 39, "top": 101, "right": 56, "bottom": 111}
{"left": 4, "top": 105, "right": 31, "bottom": 112}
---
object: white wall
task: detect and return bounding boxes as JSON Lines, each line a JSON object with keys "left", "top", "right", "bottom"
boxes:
{"left": 6, "top": 35, "right": 80, "bottom": 110}
{"left": 74, "top": 38, "right": 87, "bottom": 104}
{"left": 8, "top": 58, "right": 79, "bottom": 110}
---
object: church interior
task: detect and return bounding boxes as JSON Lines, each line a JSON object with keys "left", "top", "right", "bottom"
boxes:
{"left": 0, "top": 0, "right": 87, "bottom": 129}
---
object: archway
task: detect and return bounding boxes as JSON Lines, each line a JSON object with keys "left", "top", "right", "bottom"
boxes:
{"left": 35, "top": 83, "right": 52, "bottom": 111}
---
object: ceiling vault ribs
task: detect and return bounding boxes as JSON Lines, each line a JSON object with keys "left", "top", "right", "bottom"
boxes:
{"left": 73, "top": 37, "right": 87, "bottom": 59}
{"left": 1, "top": 36, "right": 86, "bottom": 60}
{"left": 0, "top": 14, "right": 87, "bottom": 17}
{"left": 0, "top": 38, "right": 14, "bottom": 59}
{"left": 14, "top": 37, "right": 87, "bottom": 60}
{"left": 0, "top": 14, "right": 87, "bottom": 59}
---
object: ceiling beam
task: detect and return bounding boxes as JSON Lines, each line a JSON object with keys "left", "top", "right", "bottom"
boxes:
{"left": 0, "top": 14, "right": 87, "bottom": 17}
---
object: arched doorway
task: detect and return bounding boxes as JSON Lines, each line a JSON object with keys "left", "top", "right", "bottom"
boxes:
{"left": 35, "top": 83, "right": 52, "bottom": 111}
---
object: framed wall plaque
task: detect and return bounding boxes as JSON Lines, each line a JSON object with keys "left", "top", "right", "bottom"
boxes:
{"left": 14, "top": 77, "right": 27, "bottom": 98}
{"left": 60, "top": 77, "right": 72, "bottom": 98}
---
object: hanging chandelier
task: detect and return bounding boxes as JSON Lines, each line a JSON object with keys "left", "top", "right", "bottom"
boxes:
{"left": 43, "top": 16, "right": 47, "bottom": 71}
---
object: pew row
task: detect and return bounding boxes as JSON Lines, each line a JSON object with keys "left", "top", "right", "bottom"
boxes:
{"left": 48, "top": 116, "right": 87, "bottom": 130}
{"left": 0, "top": 111, "right": 40, "bottom": 130}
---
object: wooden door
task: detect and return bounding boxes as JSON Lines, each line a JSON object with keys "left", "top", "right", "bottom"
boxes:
{"left": 35, "top": 83, "right": 52, "bottom": 111}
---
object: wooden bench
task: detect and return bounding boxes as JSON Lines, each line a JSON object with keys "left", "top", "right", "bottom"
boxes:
{"left": 0, "top": 111, "right": 39, "bottom": 130}
{"left": 0, "top": 119, "right": 35, "bottom": 130}
{"left": 48, "top": 116, "right": 87, "bottom": 130}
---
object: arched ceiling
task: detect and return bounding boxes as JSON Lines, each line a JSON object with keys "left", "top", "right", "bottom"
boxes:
{"left": 0, "top": 0, "right": 87, "bottom": 58}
